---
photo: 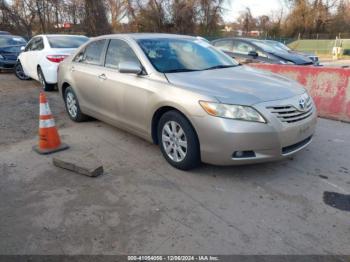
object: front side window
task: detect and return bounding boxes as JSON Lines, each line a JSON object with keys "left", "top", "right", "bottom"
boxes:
{"left": 80, "top": 40, "right": 106, "bottom": 65}
{"left": 138, "top": 38, "right": 238, "bottom": 73}
{"left": 105, "top": 39, "right": 140, "bottom": 69}
{"left": 232, "top": 41, "right": 256, "bottom": 55}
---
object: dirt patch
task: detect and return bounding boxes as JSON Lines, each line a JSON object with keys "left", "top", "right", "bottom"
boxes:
{"left": 323, "top": 192, "right": 350, "bottom": 212}
{"left": 0, "top": 72, "right": 72, "bottom": 146}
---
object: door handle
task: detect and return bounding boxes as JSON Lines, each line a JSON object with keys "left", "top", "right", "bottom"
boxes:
{"left": 98, "top": 73, "right": 107, "bottom": 80}
{"left": 70, "top": 66, "right": 75, "bottom": 72}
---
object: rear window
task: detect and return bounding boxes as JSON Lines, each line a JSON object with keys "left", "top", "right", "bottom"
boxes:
{"left": 47, "top": 36, "right": 88, "bottom": 48}
{"left": 0, "top": 36, "right": 26, "bottom": 47}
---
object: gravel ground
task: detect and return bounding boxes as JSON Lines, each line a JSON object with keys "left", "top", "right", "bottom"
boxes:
{"left": 0, "top": 73, "right": 72, "bottom": 145}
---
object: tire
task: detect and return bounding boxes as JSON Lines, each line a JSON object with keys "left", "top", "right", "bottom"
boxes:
{"left": 64, "top": 86, "right": 89, "bottom": 122}
{"left": 158, "top": 110, "right": 200, "bottom": 170}
{"left": 37, "top": 67, "right": 55, "bottom": 91}
{"left": 14, "top": 61, "right": 30, "bottom": 80}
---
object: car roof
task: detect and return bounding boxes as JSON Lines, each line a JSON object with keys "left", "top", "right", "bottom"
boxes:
{"left": 34, "top": 34, "right": 88, "bottom": 38}
{"left": 93, "top": 33, "right": 195, "bottom": 41}
{"left": 213, "top": 37, "right": 264, "bottom": 43}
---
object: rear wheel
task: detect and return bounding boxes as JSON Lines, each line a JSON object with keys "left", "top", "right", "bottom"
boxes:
{"left": 14, "top": 61, "right": 30, "bottom": 80}
{"left": 158, "top": 111, "right": 200, "bottom": 170}
{"left": 64, "top": 86, "right": 89, "bottom": 122}
{"left": 37, "top": 67, "right": 55, "bottom": 91}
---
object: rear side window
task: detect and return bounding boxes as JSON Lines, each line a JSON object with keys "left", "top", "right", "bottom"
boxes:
{"left": 80, "top": 40, "right": 106, "bottom": 65}
{"left": 47, "top": 36, "right": 88, "bottom": 48}
{"left": 105, "top": 39, "right": 139, "bottom": 69}
{"left": 25, "top": 37, "right": 44, "bottom": 51}
{"left": 34, "top": 38, "right": 44, "bottom": 50}
{"left": 213, "top": 40, "right": 233, "bottom": 52}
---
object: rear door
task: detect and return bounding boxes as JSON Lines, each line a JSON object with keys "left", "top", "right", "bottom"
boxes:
{"left": 20, "top": 38, "right": 36, "bottom": 77}
{"left": 20, "top": 37, "right": 44, "bottom": 79}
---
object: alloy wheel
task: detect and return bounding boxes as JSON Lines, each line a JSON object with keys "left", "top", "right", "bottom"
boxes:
{"left": 162, "top": 121, "right": 188, "bottom": 162}
{"left": 15, "top": 63, "right": 27, "bottom": 80}
{"left": 38, "top": 70, "right": 46, "bottom": 89}
{"left": 66, "top": 92, "right": 78, "bottom": 118}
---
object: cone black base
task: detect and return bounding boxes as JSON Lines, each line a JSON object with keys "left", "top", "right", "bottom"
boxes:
{"left": 33, "top": 143, "right": 69, "bottom": 155}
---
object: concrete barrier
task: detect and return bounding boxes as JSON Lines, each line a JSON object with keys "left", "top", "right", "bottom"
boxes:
{"left": 249, "top": 64, "right": 350, "bottom": 123}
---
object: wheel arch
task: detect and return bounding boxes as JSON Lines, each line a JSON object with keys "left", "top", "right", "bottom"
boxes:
{"left": 151, "top": 106, "right": 199, "bottom": 146}
{"left": 61, "top": 82, "right": 71, "bottom": 100}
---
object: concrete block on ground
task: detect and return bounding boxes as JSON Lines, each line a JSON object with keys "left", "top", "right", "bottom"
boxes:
{"left": 53, "top": 152, "right": 104, "bottom": 177}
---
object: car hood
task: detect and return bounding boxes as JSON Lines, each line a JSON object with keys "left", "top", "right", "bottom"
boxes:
{"left": 270, "top": 50, "right": 313, "bottom": 65}
{"left": 165, "top": 65, "right": 306, "bottom": 105}
{"left": 0, "top": 45, "right": 25, "bottom": 54}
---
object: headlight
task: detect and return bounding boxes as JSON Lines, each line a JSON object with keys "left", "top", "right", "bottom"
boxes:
{"left": 199, "top": 101, "right": 266, "bottom": 123}
{"left": 0, "top": 54, "right": 4, "bottom": 59}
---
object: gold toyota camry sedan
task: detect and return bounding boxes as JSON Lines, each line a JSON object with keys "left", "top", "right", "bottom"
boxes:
{"left": 58, "top": 33, "right": 317, "bottom": 170}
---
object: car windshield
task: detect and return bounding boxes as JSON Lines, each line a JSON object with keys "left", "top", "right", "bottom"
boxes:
{"left": 251, "top": 40, "right": 282, "bottom": 54}
{"left": 137, "top": 38, "right": 238, "bottom": 73}
{"left": 0, "top": 36, "right": 26, "bottom": 47}
{"left": 47, "top": 36, "right": 89, "bottom": 48}
{"left": 265, "top": 41, "right": 291, "bottom": 51}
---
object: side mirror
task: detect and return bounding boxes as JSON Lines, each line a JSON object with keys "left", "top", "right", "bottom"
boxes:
{"left": 20, "top": 46, "right": 25, "bottom": 52}
{"left": 118, "top": 61, "right": 142, "bottom": 75}
{"left": 248, "top": 51, "right": 258, "bottom": 57}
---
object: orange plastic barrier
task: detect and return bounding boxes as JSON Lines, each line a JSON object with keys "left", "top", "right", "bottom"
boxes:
{"left": 249, "top": 64, "right": 350, "bottom": 122}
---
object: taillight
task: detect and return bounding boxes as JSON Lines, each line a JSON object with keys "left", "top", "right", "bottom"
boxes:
{"left": 46, "top": 55, "right": 68, "bottom": 63}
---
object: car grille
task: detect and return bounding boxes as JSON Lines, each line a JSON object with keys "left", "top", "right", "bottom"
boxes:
{"left": 267, "top": 97, "right": 313, "bottom": 123}
{"left": 282, "top": 136, "right": 312, "bottom": 155}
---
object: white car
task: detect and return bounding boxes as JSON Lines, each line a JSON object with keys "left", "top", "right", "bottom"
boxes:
{"left": 16, "top": 34, "right": 88, "bottom": 91}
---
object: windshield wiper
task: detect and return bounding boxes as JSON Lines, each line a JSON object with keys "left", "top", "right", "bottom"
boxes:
{"left": 163, "top": 68, "right": 200, "bottom": 73}
{"left": 202, "top": 65, "right": 238, "bottom": 71}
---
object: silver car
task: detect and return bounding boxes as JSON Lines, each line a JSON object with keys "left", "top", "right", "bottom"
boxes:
{"left": 58, "top": 34, "right": 317, "bottom": 170}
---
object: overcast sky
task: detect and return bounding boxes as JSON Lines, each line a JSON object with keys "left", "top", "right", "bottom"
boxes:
{"left": 223, "top": 0, "right": 285, "bottom": 22}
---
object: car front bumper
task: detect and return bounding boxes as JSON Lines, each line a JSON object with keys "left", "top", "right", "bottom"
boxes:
{"left": 192, "top": 97, "right": 318, "bottom": 166}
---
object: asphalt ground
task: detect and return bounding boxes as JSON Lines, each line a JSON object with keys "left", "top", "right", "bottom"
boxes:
{"left": 0, "top": 72, "right": 349, "bottom": 255}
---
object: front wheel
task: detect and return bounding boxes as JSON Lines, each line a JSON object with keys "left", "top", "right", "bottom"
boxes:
{"left": 64, "top": 86, "right": 89, "bottom": 122}
{"left": 158, "top": 111, "right": 200, "bottom": 170}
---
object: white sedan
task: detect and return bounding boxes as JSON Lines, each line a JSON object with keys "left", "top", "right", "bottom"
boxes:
{"left": 16, "top": 34, "right": 88, "bottom": 91}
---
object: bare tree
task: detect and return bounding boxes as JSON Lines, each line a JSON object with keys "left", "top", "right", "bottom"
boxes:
{"left": 106, "top": 0, "right": 127, "bottom": 31}
{"left": 84, "top": 0, "right": 111, "bottom": 35}
{"left": 0, "top": 0, "right": 36, "bottom": 38}
{"left": 237, "top": 7, "right": 256, "bottom": 35}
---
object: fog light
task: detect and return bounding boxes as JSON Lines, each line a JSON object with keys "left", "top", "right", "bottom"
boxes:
{"left": 234, "top": 151, "right": 244, "bottom": 158}
{"left": 233, "top": 151, "right": 256, "bottom": 158}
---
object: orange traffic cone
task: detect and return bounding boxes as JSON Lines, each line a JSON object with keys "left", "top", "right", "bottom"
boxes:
{"left": 33, "top": 92, "right": 69, "bottom": 154}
